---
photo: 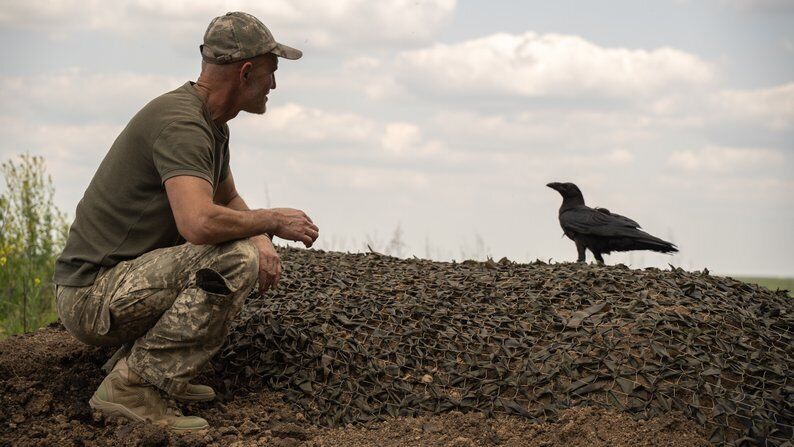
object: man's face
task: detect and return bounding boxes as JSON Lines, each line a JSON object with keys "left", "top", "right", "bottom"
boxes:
{"left": 241, "top": 54, "right": 278, "bottom": 114}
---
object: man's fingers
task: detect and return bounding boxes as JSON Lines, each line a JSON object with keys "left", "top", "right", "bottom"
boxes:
{"left": 258, "top": 255, "right": 282, "bottom": 293}
{"left": 296, "top": 220, "right": 318, "bottom": 235}
{"left": 259, "top": 276, "right": 270, "bottom": 293}
{"left": 260, "top": 273, "right": 274, "bottom": 293}
{"left": 258, "top": 265, "right": 270, "bottom": 293}
{"left": 306, "top": 228, "right": 319, "bottom": 241}
{"left": 268, "top": 259, "right": 281, "bottom": 289}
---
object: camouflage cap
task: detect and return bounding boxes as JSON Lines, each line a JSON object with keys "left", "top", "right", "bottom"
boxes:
{"left": 201, "top": 12, "right": 302, "bottom": 64}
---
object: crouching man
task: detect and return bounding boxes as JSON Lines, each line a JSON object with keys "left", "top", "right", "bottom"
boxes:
{"left": 52, "top": 12, "right": 319, "bottom": 432}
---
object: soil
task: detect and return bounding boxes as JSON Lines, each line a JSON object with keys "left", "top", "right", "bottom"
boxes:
{"left": 0, "top": 324, "right": 710, "bottom": 447}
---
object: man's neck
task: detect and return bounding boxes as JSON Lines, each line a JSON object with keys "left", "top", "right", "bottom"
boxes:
{"left": 192, "top": 81, "right": 240, "bottom": 126}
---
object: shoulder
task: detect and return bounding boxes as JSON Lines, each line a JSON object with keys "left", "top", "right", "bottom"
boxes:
{"left": 133, "top": 83, "right": 212, "bottom": 138}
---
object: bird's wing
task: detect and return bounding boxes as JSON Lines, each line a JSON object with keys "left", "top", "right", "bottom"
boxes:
{"left": 560, "top": 206, "right": 642, "bottom": 237}
{"left": 594, "top": 207, "right": 641, "bottom": 228}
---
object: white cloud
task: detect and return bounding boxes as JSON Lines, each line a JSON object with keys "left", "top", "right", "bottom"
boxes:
{"left": 732, "top": 0, "right": 794, "bottom": 13}
{"left": 284, "top": 157, "right": 431, "bottom": 190}
{"left": 558, "top": 149, "right": 636, "bottom": 170}
{"left": 381, "top": 123, "right": 445, "bottom": 158}
{"left": 0, "top": 116, "right": 121, "bottom": 165}
{"left": 233, "top": 103, "right": 459, "bottom": 162}
{"left": 716, "top": 82, "right": 794, "bottom": 130}
{"left": 429, "top": 109, "right": 656, "bottom": 151}
{"left": 0, "top": 71, "right": 181, "bottom": 122}
{"left": 389, "top": 32, "right": 713, "bottom": 98}
{"left": 657, "top": 173, "right": 794, "bottom": 201}
{"left": 0, "top": 116, "right": 125, "bottom": 210}
{"left": 236, "top": 103, "right": 377, "bottom": 143}
{"left": 0, "top": 0, "right": 456, "bottom": 47}
{"left": 667, "top": 145, "right": 785, "bottom": 173}
{"left": 607, "top": 148, "right": 636, "bottom": 165}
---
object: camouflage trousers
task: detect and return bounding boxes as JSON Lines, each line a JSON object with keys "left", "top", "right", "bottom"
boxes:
{"left": 56, "top": 239, "right": 259, "bottom": 396}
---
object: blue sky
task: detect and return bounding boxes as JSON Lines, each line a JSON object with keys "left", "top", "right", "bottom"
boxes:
{"left": 1, "top": 0, "right": 792, "bottom": 276}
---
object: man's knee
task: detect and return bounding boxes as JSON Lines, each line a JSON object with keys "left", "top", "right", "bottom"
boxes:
{"left": 213, "top": 238, "right": 259, "bottom": 292}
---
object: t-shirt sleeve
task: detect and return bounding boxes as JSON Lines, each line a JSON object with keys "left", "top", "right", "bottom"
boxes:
{"left": 152, "top": 120, "right": 215, "bottom": 185}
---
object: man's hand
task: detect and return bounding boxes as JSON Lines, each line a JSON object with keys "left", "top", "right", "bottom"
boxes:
{"left": 252, "top": 235, "right": 281, "bottom": 293}
{"left": 269, "top": 208, "right": 319, "bottom": 248}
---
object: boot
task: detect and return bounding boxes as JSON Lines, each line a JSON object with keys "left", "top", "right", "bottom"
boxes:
{"left": 89, "top": 358, "right": 209, "bottom": 432}
{"left": 172, "top": 383, "right": 216, "bottom": 402}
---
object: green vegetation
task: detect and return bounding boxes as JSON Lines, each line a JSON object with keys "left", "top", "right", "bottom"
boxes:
{"left": 736, "top": 277, "right": 794, "bottom": 297}
{"left": 0, "top": 154, "right": 68, "bottom": 338}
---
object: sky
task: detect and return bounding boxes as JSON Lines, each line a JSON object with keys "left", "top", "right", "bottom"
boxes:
{"left": 1, "top": 0, "right": 792, "bottom": 277}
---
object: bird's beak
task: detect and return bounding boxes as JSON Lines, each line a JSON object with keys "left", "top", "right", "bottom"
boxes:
{"left": 546, "top": 182, "right": 560, "bottom": 191}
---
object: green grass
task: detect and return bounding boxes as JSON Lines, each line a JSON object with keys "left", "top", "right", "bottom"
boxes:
{"left": 735, "top": 277, "right": 794, "bottom": 297}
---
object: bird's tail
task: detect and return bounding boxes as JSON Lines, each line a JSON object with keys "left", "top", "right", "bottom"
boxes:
{"left": 629, "top": 231, "right": 678, "bottom": 254}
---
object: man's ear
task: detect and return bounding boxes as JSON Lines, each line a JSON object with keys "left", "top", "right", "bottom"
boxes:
{"left": 240, "top": 61, "right": 254, "bottom": 82}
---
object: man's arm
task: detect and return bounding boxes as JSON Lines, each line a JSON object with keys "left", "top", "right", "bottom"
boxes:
{"left": 164, "top": 174, "right": 318, "bottom": 246}
{"left": 211, "top": 172, "right": 286, "bottom": 293}
{"left": 212, "top": 171, "right": 271, "bottom": 239}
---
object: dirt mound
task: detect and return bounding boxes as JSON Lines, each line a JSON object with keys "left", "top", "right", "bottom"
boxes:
{"left": 2, "top": 248, "right": 788, "bottom": 446}
{"left": 0, "top": 326, "right": 708, "bottom": 446}
{"left": 220, "top": 248, "right": 792, "bottom": 445}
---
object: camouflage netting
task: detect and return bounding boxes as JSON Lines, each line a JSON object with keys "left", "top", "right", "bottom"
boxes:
{"left": 215, "top": 248, "right": 793, "bottom": 446}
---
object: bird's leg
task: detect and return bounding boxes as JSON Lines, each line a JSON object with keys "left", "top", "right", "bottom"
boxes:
{"left": 576, "top": 241, "right": 586, "bottom": 263}
{"left": 593, "top": 252, "right": 605, "bottom": 265}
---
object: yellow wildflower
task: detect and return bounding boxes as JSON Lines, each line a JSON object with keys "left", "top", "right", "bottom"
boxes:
{"left": 34, "top": 277, "right": 41, "bottom": 286}
{"left": 0, "top": 256, "right": 6, "bottom": 267}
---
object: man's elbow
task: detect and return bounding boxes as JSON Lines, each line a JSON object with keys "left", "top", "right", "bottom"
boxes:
{"left": 177, "top": 217, "right": 215, "bottom": 245}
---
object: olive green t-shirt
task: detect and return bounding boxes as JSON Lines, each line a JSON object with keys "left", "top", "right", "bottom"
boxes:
{"left": 54, "top": 82, "right": 230, "bottom": 287}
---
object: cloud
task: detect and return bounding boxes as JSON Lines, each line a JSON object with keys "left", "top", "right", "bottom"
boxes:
{"left": 0, "top": 71, "right": 181, "bottom": 123}
{"left": 731, "top": 0, "right": 794, "bottom": 13}
{"left": 0, "top": 0, "right": 456, "bottom": 48}
{"left": 235, "top": 103, "right": 377, "bottom": 143}
{"left": 0, "top": 116, "right": 126, "bottom": 210}
{"left": 667, "top": 145, "right": 785, "bottom": 173}
{"left": 387, "top": 32, "right": 713, "bottom": 98}
{"left": 283, "top": 157, "right": 431, "bottom": 190}
{"left": 715, "top": 82, "right": 794, "bottom": 130}
{"left": 428, "top": 109, "right": 656, "bottom": 152}
{"left": 380, "top": 123, "right": 445, "bottom": 158}
{"left": 0, "top": 116, "right": 121, "bottom": 165}
{"left": 657, "top": 173, "right": 794, "bottom": 201}
{"left": 607, "top": 148, "right": 636, "bottom": 165}
{"left": 233, "top": 103, "right": 458, "bottom": 162}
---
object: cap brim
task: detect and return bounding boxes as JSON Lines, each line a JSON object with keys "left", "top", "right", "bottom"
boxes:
{"left": 271, "top": 42, "right": 302, "bottom": 60}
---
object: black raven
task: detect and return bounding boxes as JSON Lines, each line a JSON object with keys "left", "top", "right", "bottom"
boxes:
{"left": 547, "top": 182, "right": 678, "bottom": 264}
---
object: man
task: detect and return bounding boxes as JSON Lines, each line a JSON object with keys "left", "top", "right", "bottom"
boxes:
{"left": 53, "top": 12, "right": 318, "bottom": 431}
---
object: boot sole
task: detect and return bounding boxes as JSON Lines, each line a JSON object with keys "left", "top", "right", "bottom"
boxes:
{"left": 89, "top": 394, "right": 210, "bottom": 432}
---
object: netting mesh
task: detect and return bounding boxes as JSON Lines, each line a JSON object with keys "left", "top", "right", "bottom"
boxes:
{"left": 215, "top": 248, "right": 793, "bottom": 446}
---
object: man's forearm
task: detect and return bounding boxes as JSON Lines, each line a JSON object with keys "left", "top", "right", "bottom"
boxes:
{"left": 221, "top": 193, "right": 273, "bottom": 241}
{"left": 188, "top": 187, "right": 316, "bottom": 248}
{"left": 221, "top": 192, "right": 254, "bottom": 214}
{"left": 191, "top": 204, "right": 277, "bottom": 245}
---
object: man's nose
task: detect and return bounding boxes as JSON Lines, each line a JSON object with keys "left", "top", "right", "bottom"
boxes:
{"left": 271, "top": 73, "right": 277, "bottom": 90}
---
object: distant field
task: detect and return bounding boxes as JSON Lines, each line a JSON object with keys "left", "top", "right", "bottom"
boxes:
{"left": 735, "top": 276, "right": 794, "bottom": 297}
